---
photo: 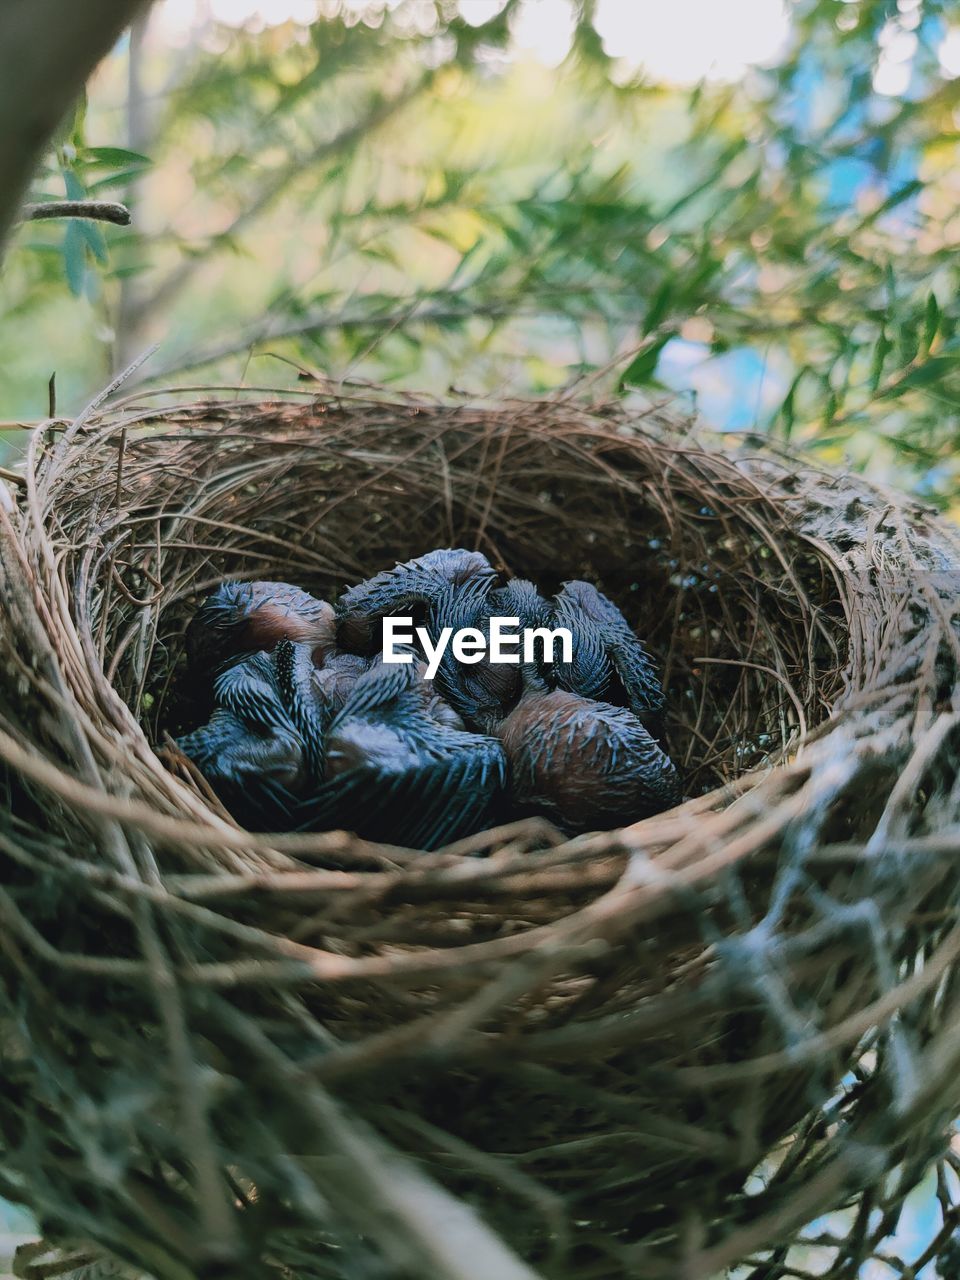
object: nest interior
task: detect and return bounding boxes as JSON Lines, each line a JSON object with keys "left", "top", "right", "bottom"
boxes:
{"left": 2, "top": 389, "right": 960, "bottom": 1280}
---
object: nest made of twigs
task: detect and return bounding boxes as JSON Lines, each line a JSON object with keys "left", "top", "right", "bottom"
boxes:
{"left": 2, "top": 386, "right": 960, "bottom": 1280}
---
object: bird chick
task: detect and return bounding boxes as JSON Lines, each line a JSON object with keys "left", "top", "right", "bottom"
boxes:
{"left": 185, "top": 580, "right": 337, "bottom": 675}
{"left": 313, "top": 651, "right": 371, "bottom": 714}
{"left": 552, "top": 580, "right": 664, "bottom": 726}
{"left": 324, "top": 655, "right": 465, "bottom": 775}
{"left": 495, "top": 662, "right": 681, "bottom": 834}
{"left": 337, "top": 548, "right": 498, "bottom": 653}
{"left": 271, "top": 638, "right": 336, "bottom": 779}
{"left": 178, "top": 634, "right": 371, "bottom": 829}
{"left": 294, "top": 655, "right": 505, "bottom": 850}
{"left": 427, "top": 576, "right": 553, "bottom": 732}
{"left": 176, "top": 650, "right": 308, "bottom": 828}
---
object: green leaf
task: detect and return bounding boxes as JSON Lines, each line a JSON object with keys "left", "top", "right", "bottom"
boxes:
{"left": 868, "top": 329, "right": 892, "bottom": 393}
{"left": 778, "top": 367, "right": 809, "bottom": 440}
{"left": 77, "top": 218, "right": 108, "bottom": 264}
{"left": 83, "top": 146, "right": 152, "bottom": 169}
{"left": 922, "top": 293, "right": 941, "bottom": 356}
{"left": 884, "top": 356, "right": 958, "bottom": 397}
{"left": 86, "top": 168, "right": 152, "bottom": 194}
{"left": 63, "top": 221, "right": 86, "bottom": 296}
{"left": 897, "top": 320, "right": 919, "bottom": 366}
{"left": 865, "top": 178, "right": 923, "bottom": 222}
{"left": 642, "top": 280, "right": 673, "bottom": 335}
{"left": 109, "top": 264, "right": 151, "bottom": 280}
{"left": 780, "top": 386, "right": 796, "bottom": 439}
{"left": 62, "top": 167, "right": 86, "bottom": 201}
{"left": 917, "top": 353, "right": 960, "bottom": 385}
{"left": 822, "top": 388, "right": 838, "bottom": 425}
{"left": 618, "top": 335, "right": 672, "bottom": 391}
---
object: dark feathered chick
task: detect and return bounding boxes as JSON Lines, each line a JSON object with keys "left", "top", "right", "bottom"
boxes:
{"left": 427, "top": 576, "right": 553, "bottom": 731}
{"left": 337, "top": 548, "right": 498, "bottom": 653}
{"left": 551, "top": 580, "right": 664, "bottom": 726}
{"left": 177, "top": 580, "right": 339, "bottom": 826}
{"left": 177, "top": 636, "right": 362, "bottom": 829}
{"left": 323, "top": 655, "right": 464, "bottom": 775}
{"left": 185, "top": 580, "right": 337, "bottom": 674}
{"left": 293, "top": 655, "right": 506, "bottom": 850}
{"left": 314, "top": 651, "right": 370, "bottom": 714}
{"left": 183, "top": 577, "right": 365, "bottom": 747}
{"left": 177, "top": 580, "right": 477, "bottom": 842}
{"left": 495, "top": 662, "right": 681, "bottom": 833}
{"left": 271, "top": 638, "right": 335, "bottom": 779}
{"left": 176, "top": 650, "right": 308, "bottom": 828}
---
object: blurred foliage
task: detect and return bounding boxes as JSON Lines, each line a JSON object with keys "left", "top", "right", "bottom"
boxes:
{"left": 2, "top": 0, "right": 960, "bottom": 506}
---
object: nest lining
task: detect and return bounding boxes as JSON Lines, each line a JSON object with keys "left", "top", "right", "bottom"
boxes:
{"left": 1, "top": 388, "right": 960, "bottom": 1280}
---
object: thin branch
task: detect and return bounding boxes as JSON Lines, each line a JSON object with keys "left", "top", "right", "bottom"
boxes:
{"left": 139, "top": 298, "right": 515, "bottom": 381}
{"left": 22, "top": 200, "right": 131, "bottom": 226}
{"left": 133, "top": 293, "right": 660, "bottom": 384}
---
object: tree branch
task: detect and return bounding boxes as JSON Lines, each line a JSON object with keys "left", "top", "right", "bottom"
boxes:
{"left": 134, "top": 291, "right": 662, "bottom": 384}
{"left": 0, "top": 0, "right": 151, "bottom": 255}
{"left": 22, "top": 200, "right": 131, "bottom": 226}
{"left": 138, "top": 298, "right": 515, "bottom": 381}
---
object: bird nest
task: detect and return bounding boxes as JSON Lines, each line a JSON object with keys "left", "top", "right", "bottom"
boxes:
{"left": 2, "top": 386, "right": 960, "bottom": 1280}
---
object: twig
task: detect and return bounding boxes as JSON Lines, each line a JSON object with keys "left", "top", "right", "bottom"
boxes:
{"left": 22, "top": 200, "right": 131, "bottom": 225}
